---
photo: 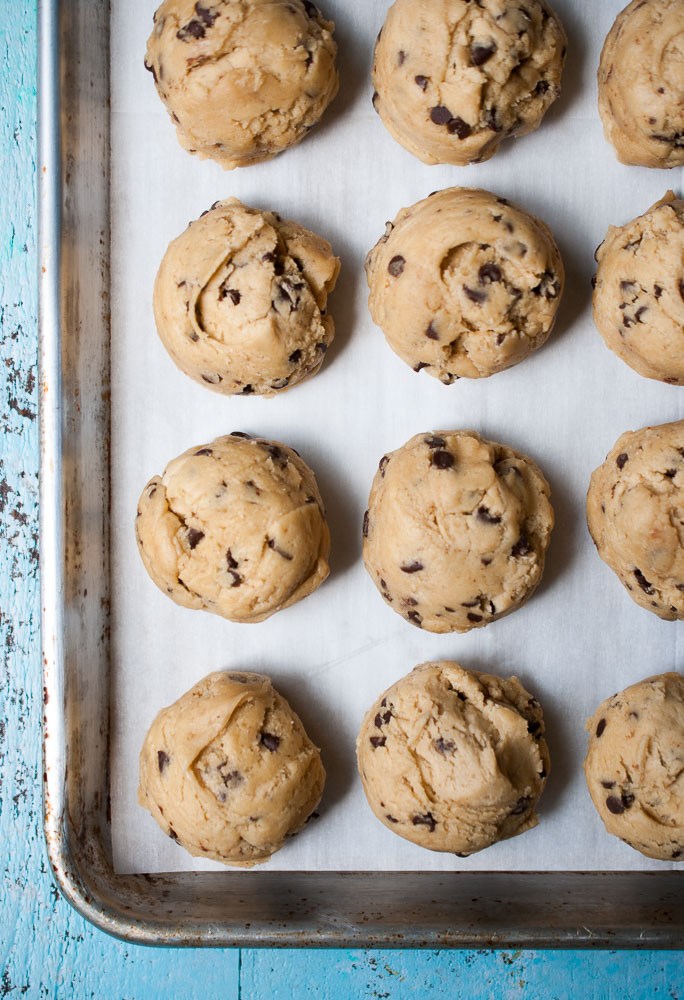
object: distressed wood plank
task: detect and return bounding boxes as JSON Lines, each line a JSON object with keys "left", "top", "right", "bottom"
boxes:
{"left": 0, "top": 2, "right": 681, "bottom": 997}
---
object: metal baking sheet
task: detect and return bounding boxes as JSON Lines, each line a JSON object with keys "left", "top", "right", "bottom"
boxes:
{"left": 40, "top": 0, "right": 684, "bottom": 946}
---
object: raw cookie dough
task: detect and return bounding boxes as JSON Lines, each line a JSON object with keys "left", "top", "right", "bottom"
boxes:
{"left": 154, "top": 199, "right": 340, "bottom": 396}
{"left": 584, "top": 673, "right": 684, "bottom": 862}
{"left": 139, "top": 671, "right": 325, "bottom": 866}
{"left": 371, "top": 0, "right": 566, "bottom": 166}
{"left": 356, "top": 661, "right": 550, "bottom": 856}
{"left": 598, "top": 0, "right": 684, "bottom": 169}
{"left": 136, "top": 432, "right": 330, "bottom": 623}
{"left": 587, "top": 420, "right": 684, "bottom": 621}
{"left": 145, "top": 0, "right": 338, "bottom": 169}
{"left": 593, "top": 192, "right": 684, "bottom": 385}
{"left": 362, "top": 430, "right": 554, "bottom": 633}
{"left": 365, "top": 188, "right": 564, "bottom": 382}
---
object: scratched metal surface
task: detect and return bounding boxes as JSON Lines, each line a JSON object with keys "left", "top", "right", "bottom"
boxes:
{"left": 2, "top": 0, "right": 684, "bottom": 993}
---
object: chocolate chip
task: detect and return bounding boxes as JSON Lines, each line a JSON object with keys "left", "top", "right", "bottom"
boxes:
{"left": 511, "top": 534, "right": 531, "bottom": 557}
{"left": 601, "top": 780, "right": 615, "bottom": 789}
{"left": 388, "top": 255, "right": 405, "bottom": 277}
{"left": 479, "top": 263, "right": 502, "bottom": 284}
{"left": 616, "top": 453, "right": 628, "bottom": 470}
{"left": 398, "top": 50, "right": 406, "bottom": 65}
{"left": 434, "top": 737, "right": 455, "bottom": 754}
{"left": 262, "top": 251, "right": 285, "bottom": 276}
{"left": 527, "top": 720, "right": 541, "bottom": 735}
{"left": 532, "top": 271, "right": 560, "bottom": 299}
{"left": 226, "top": 550, "right": 238, "bottom": 570}
{"left": 370, "top": 735, "right": 386, "bottom": 748}
{"left": 596, "top": 718, "right": 606, "bottom": 738}
{"left": 673, "top": 849, "right": 682, "bottom": 859}
{"left": 374, "top": 710, "right": 392, "bottom": 728}
{"left": 194, "top": 448, "right": 213, "bottom": 456}
{"left": 195, "top": 2, "right": 219, "bottom": 26}
{"left": 407, "top": 610, "right": 423, "bottom": 626}
{"left": 463, "top": 285, "right": 487, "bottom": 304}
{"left": 606, "top": 795, "right": 625, "bottom": 815}
{"left": 426, "top": 321, "right": 439, "bottom": 340}
{"left": 448, "top": 116, "right": 472, "bottom": 139}
{"left": 412, "top": 812, "right": 436, "bottom": 831}
{"left": 425, "top": 435, "right": 446, "bottom": 448}
{"left": 403, "top": 597, "right": 418, "bottom": 607}
{"left": 265, "top": 444, "right": 287, "bottom": 464}
{"left": 477, "top": 506, "right": 501, "bottom": 524}
{"left": 654, "top": 284, "right": 663, "bottom": 299}
{"left": 168, "top": 828, "right": 179, "bottom": 842}
{"left": 634, "top": 568, "right": 654, "bottom": 595}
{"left": 621, "top": 793, "right": 635, "bottom": 809}
{"left": 415, "top": 75, "right": 429, "bottom": 90}
{"left": 157, "top": 750, "right": 170, "bottom": 773}
{"left": 635, "top": 306, "right": 648, "bottom": 323}
{"left": 219, "top": 284, "right": 241, "bottom": 305}
{"left": 414, "top": 362, "right": 429, "bottom": 372}
{"left": 379, "top": 455, "right": 390, "bottom": 476}
{"left": 267, "top": 538, "right": 293, "bottom": 560}
{"left": 510, "top": 796, "right": 531, "bottom": 816}
{"left": 385, "top": 814, "right": 399, "bottom": 823}
{"left": 177, "top": 19, "right": 206, "bottom": 41}
{"left": 471, "top": 42, "right": 496, "bottom": 66}
{"left": 241, "top": 384, "right": 254, "bottom": 395}
{"left": 467, "top": 612, "right": 483, "bottom": 623}
{"left": 534, "top": 79, "right": 550, "bottom": 95}
{"left": 259, "top": 732, "right": 280, "bottom": 752}
{"left": 665, "top": 469, "right": 677, "bottom": 478}
{"left": 400, "top": 560, "right": 424, "bottom": 573}
{"left": 289, "top": 349, "right": 302, "bottom": 364}
{"left": 363, "top": 510, "right": 369, "bottom": 538}
{"left": 430, "top": 105, "right": 452, "bottom": 125}
{"left": 302, "top": 0, "right": 319, "bottom": 16}
{"left": 431, "top": 450, "right": 454, "bottom": 470}
{"left": 186, "top": 527, "right": 204, "bottom": 550}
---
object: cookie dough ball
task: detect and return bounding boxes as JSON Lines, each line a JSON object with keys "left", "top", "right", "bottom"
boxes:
{"left": 593, "top": 192, "right": 684, "bottom": 385}
{"left": 357, "top": 662, "right": 549, "bottom": 856}
{"left": 145, "top": 0, "right": 338, "bottom": 169}
{"left": 598, "top": 0, "right": 684, "bottom": 169}
{"left": 587, "top": 420, "right": 684, "bottom": 621}
{"left": 154, "top": 199, "right": 340, "bottom": 396}
{"left": 363, "top": 430, "right": 554, "bottom": 633}
{"left": 371, "top": 0, "right": 566, "bottom": 166}
{"left": 584, "top": 673, "right": 684, "bottom": 862}
{"left": 136, "top": 433, "right": 330, "bottom": 622}
{"left": 139, "top": 671, "right": 325, "bottom": 866}
{"left": 365, "top": 188, "right": 564, "bottom": 382}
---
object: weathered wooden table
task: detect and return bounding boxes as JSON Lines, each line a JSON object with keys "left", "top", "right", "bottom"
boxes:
{"left": 2, "top": 1, "right": 682, "bottom": 994}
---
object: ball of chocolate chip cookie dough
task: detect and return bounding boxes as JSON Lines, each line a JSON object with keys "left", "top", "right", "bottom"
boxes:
{"left": 363, "top": 430, "right": 554, "bottom": 633}
{"left": 139, "top": 671, "right": 325, "bottom": 867}
{"left": 357, "top": 662, "right": 550, "bottom": 856}
{"left": 135, "top": 433, "right": 330, "bottom": 623}
{"left": 365, "top": 188, "right": 564, "bottom": 382}
{"left": 598, "top": 0, "right": 684, "bottom": 169}
{"left": 154, "top": 199, "right": 340, "bottom": 396}
{"left": 145, "top": 0, "right": 338, "bottom": 169}
{"left": 587, "top": 420, "right": 684, "bottom": 621}
{"left": 584, "top": 673, "right": 684, "bottom": 862}
{"left": 593, "top": 193, "right": 684, "bottom": 385}
{"left": 371, "top": 0, "right": 566, "bottom": 166}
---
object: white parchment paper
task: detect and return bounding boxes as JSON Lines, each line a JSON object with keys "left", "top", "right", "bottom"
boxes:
{"left": 110, "top": 0, "right": 683, "bottom": 873}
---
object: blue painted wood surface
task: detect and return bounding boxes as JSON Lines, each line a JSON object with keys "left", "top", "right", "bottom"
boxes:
{"left": 0, "top": 1, "right": 682, "bottom": 995}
